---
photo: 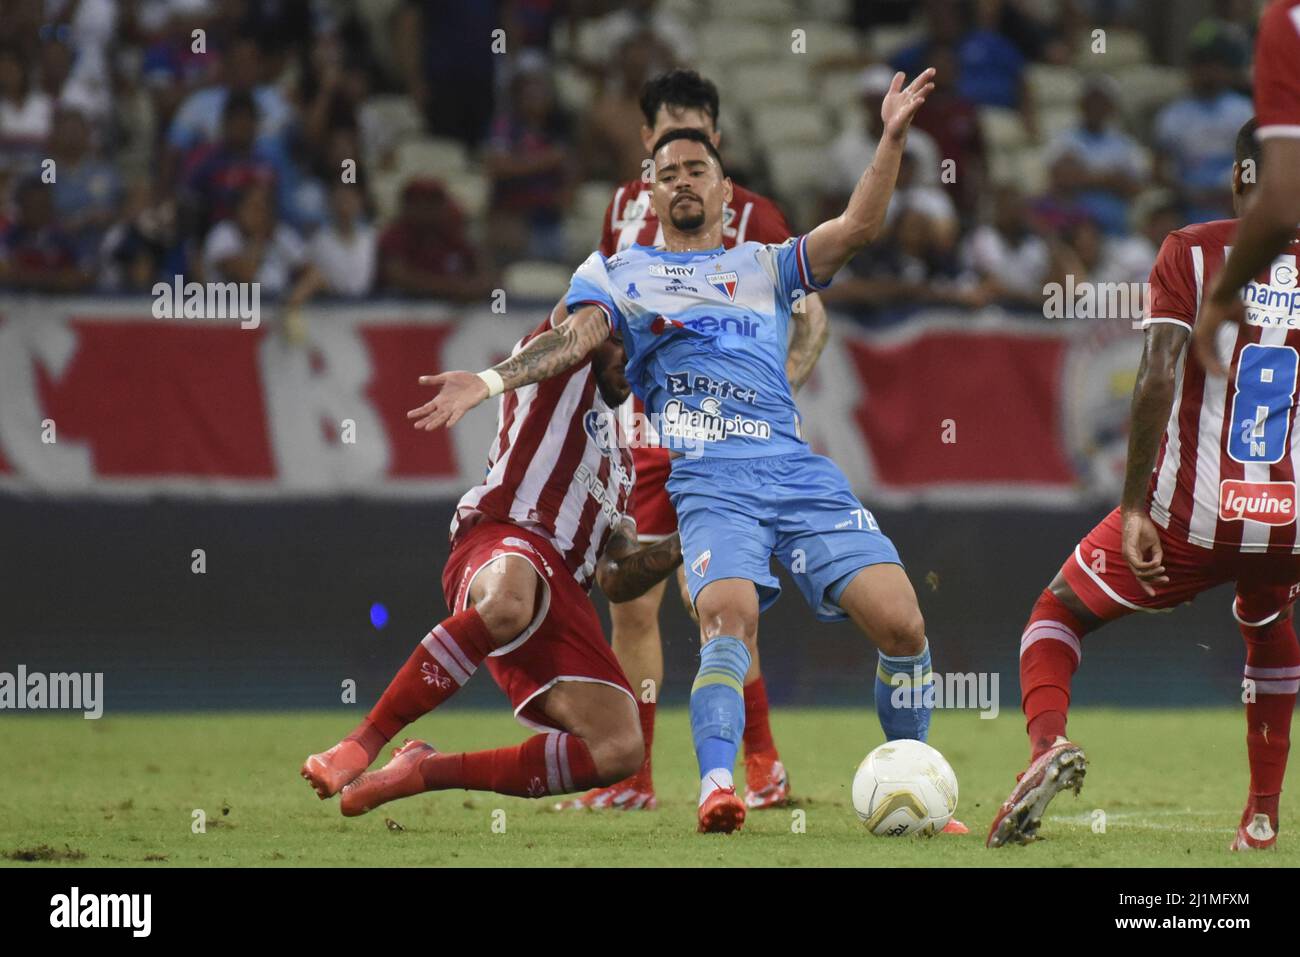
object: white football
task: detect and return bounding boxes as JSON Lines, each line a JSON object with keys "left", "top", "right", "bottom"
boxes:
{"left": 852, "top": 739, "right": 959, "bottom": 837}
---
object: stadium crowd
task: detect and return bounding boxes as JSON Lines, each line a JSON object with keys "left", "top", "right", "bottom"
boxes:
{"left": 0, "top": 0, "right": 1267, "bottom": 322}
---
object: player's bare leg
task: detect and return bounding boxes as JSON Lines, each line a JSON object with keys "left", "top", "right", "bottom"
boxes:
{"left": 555, "top": 577, "right": 666, "bottom": 811}
{"left": 341, "top": 681, "right": 642, "bottom": 816}
{"left": 301, "top": 554, "right": 537, "bottom": 799}
{"left": 690, "top": 578, "right": 759, "bottom": 833}
{"left": 987, "top": 574, "right": 1099, "bottom": 847}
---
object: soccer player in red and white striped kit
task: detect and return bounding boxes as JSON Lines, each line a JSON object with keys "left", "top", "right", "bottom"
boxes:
{"left": 989, "top": 118, "right": 1300, "bottom": 850}
{"left": 554, "top": 70, "right": 831, "bottom": 813}
{"left": 301, "top": 328, "right": 684, "bottom": 814}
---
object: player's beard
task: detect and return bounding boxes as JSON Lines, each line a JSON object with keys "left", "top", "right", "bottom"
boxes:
{"left": 670, "top": 200, "right": 705, "bottom": 232}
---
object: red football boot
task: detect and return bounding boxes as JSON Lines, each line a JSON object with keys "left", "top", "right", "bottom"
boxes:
{"left": 553, "top": 773, "right": 658, "bottom": 811}
{"left": 744, "top": 750, "right": 791, "bottom": 809}
{"left": 986, "top": 737, "right": 1087, "bottom": 847}
{"left": 1230, "top": 802, "right": 1278, "bottom": 851}
{"left": 301, "top": 738, "right": 371, "bottom": 799}
{"left": 698, "top": 784, "right": 746, "bottom": 834}
{"left": 340, "top": 739, "right": 434, "bottom": 817}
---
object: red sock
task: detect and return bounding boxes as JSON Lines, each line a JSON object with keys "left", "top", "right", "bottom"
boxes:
{"left": 743, "top": 677, "right": 776, "bottom": 757}
{"left": 419, "top": 732, "right": 601, "bottom": 798}
{"left": 633, "top": 699, "right": 655, "bottom": 785}
{"left": 1020, "top": 589, "right": 1088, "bottom": 759}
{"left": 1240, "top": 614, "right": 1300, "bottom": 819}
{"left": 346, "top": 607, "right": 496, "bottom": 762}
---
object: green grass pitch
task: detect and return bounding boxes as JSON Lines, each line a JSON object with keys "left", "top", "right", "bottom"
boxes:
{"left": 1, "top": 706, "right": 1292, "bottom": 867}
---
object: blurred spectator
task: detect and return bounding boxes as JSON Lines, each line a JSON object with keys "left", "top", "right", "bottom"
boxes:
{"left": 0, "top": 47, "right": 53, "bottom": 168}
{"left": 47, "top": 106, "right": 123, "bottom": 253}
{"left": 582, "top": 32, "right": 669, "bottom": 183}
{"left": 378, "top": 179, "right": 495, "bottom": 301}
{"left": 1052, "top": 215, "right": 1156, "bottom": 288}
{"left": 588, "top": 0, "right": 696, "bottom": 64}
{"left": 0, "top": 175, "right": 95, "bottom": 292}
{"left": 961, "top": 184, "right": 1052, "bottom": 307}
{"left": 99, "top": 180, "right": 180, "bottom": 292}
{"left": 201, "top": 182, "right": 322, "bottom": 305}
{"left": 394, "top": 0, "right": 496, "bottom": 148}
{"left": 484, "top": 57, "right": 574, "bottom": 263}
{"left": 181, "top": 91, "right": 276, "bottom": 240}
{"left": 1042, "top": 76, "right": 1145, "bottom": 235}
{"left": 827, "top": 66, "right": 943, "bottom": 203}
{"left": 910, "top": 43, "right": 985, "bottom": 217}
{"left": 164, "top": 34, "right": 295, "bottom": 185}
{"left": 306, "top": 182, "right": 376, "bottom": 298}
{"left": 1153, "top": 25, "right": 1252, "bottom": 223}
{"left": 891, "top": 0, "right": 1034, "bottom": 133}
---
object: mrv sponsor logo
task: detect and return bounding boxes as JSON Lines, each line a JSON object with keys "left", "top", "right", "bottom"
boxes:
{"left": 0, "top": 665, "right": 102, "bottom": 719}
{"left": 1218, "top": 480, "right": 1297, "bottom": 525}
{"left": 50, "top": 887, "right": 151, "bottom": 937}
{"left": 648, "top": 264, "right": 696, "bottom": 278}
{"left": 660, "top": 397, "right": 771, "bottom": 444}
{"left": 665, "top": 371, "right": 759, "bottom": 405}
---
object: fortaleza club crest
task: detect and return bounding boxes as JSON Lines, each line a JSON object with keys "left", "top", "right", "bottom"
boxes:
{"left": 691, "top": 549, "right": 712, "bottom": 577}
{"left": 706, "top": 270, "right": 738, "bottom": 301}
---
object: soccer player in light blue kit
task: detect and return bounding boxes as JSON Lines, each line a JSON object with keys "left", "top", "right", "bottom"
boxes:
{"left": 410, "top": 67, "right": 966, "bottom": 834}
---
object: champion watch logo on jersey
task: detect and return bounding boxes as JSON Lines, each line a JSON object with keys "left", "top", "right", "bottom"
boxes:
{"left": 1218, "top": 480, "right": 1298, "bottom": 525}
{"left": 706, "top": 270, "right": 739, "bottom": 301}
{"left": 691, "top": 549, "right": 712, "bottom": 577}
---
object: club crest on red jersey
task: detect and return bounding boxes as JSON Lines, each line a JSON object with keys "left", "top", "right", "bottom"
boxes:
{"left": 707, "top": 270, "right": 738, "bottom": 301}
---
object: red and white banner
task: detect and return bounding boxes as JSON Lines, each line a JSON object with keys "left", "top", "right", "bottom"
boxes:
{"left": 0, "top": 297, "right": 1141, "bottom": 504}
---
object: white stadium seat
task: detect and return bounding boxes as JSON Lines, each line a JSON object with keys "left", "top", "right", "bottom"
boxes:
{"left": 1073, "top": 28, "right": 1150, "bottom": 71}
{"left": 505, "top": 261, "right": 574, "bottom": 301}
{"left": 749, "top": 103, "right": 832, "bottom": 150}
{"left": 1115, "top": 64, "right": 1189, "bottom": 115}
{"left": 442, "top": 171, "right": 489, "bottom": 220}
{"left": 867, "top": 24, "right": 925, "bottom": 59}
{"left": 395, "top": 137, "right": 468, "bottom": 180}
{"left": 979, "top": 106, "right": 1030, "bottom": 152}
{"left": 728, "top": 61, "right": 814, "bottom": 108}
{"left": 781, "top": 20, "right": 865, "bottom": 60}
{"left": 699, "top": 21, "right": 783, "bottom": 64}
{"left": 820, "top": 67, "right": 867, "bottom": 111}
{"left": 1026, "top": 64, "right": 1085, "bottom": 109}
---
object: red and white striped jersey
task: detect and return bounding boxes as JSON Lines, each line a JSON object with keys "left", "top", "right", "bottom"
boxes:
{"left": 1145, "top": 218, "right": 1300, "bottom": 552}
{"left": 1255, "top": 0, "right": 1300, "bottom": 140}
{"left": 599, "top": 179, "right": 792, "bottom": 258}
{"left": 450, "top": 316, "right": 636, "bottom": 590}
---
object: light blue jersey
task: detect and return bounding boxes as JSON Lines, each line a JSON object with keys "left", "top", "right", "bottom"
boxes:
{"left": 564, "top": 236, "right": 828, "bottom": 458}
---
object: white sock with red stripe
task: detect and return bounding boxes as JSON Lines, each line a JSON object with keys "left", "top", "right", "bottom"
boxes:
{"left": 347, "top": 607, "right": 496, "bottom": 763}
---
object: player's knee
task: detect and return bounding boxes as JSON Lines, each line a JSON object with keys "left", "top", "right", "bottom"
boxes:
{"left": 590, "top": 725, "right": 644, "bottom": 784}
{"left": 473, "top": 591, "right": 534, "bottom": 646}
{"left": 875, "top": 606, "right": 926, "bottom": 657}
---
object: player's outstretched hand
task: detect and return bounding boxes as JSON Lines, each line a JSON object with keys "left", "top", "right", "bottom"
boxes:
{"left": 881, "top": 68, "right": 935, "bottom": 143}
{"left": 1120, "top": 508, "right": 1167, "bottom": 597}
{"left": 407, "top": 371, "right": 489, "bottom": 431}
{"left": 1191, "top": 293, "right": 1246, "bottom": 378}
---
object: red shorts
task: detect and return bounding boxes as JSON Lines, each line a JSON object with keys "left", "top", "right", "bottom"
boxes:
{"left": 629, "top": 445, "right": 676, "bottom": 540}
{"left": 1061, "top": 507, "right": 1300, "bottom": 626}
{"left": 442, "top": 520, "right": 634, "bottom": 732}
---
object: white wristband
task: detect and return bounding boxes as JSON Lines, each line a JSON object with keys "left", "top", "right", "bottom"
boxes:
{"left": 477, "top": 369, "right": 505, "bottom": 398}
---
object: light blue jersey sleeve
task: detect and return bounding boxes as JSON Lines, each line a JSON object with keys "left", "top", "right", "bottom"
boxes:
{"left": 755, "top": 235, "right": 833, "bottom": 309}
{"left": 564, "top": 252, "right": 622, "bottom": 332}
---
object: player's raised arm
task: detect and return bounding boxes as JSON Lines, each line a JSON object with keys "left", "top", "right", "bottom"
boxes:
{"left": 407, "top": 305, "right": 609, "bottom": 431}
{"left": 1118, "top": 323, "right": 1188, "bottom": 595}
{"left": 596, "top": 523, "right": 683, "bottom": 604}
{"left": 801, "top": 68, "right": 935, "bottom": 286}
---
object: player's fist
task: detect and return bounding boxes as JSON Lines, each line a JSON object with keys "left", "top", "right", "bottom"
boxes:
{"left": 881, "top": 68, "right": 935, "bottom": 143}
{"left": 407, "top": 371, "right": 490, "bottom": 431}
{"left": 1192, "top": 292, "right": 1246, "bottom": 378}
{"left": 1120, "top": 509, "right": 1167, "bottom": 597}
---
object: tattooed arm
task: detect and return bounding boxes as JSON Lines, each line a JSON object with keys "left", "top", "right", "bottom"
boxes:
{"left": 1119, "top": 322, "right": 1187, "bottom": 596}
{"left": 408, "top": 305, "right": 609, "bottom": 431}
{"left": 786, "top": 292, "right": 829, "bottom": 391}
{"left": 597, "top": 523, "right": 683, "bottom": 604}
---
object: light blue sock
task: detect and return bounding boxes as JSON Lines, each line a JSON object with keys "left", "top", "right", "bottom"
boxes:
{"left": 689, "top": 636, "right": 751, "bottom": 783}
{"left": 874, "top": 640, "right": 933, "bottom": 741}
